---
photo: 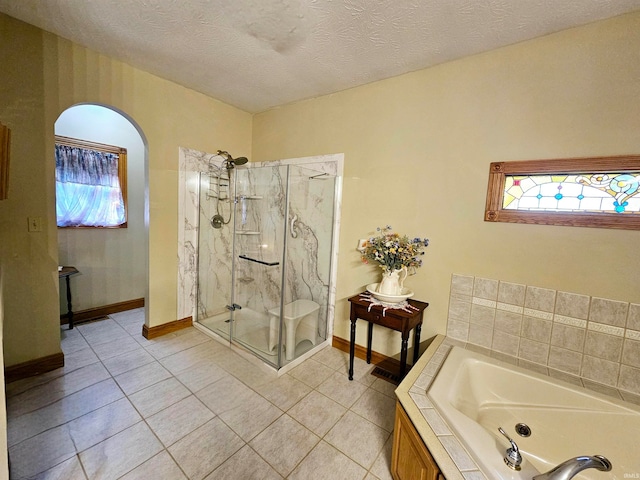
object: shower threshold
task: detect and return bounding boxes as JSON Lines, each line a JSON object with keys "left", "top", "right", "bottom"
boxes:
{"left": 195, "top": 307, "right": 324, "bottom": 372}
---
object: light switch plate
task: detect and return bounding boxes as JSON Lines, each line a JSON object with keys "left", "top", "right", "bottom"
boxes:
{"left": 28, "top": 216, "right": 43, "bottom": 232}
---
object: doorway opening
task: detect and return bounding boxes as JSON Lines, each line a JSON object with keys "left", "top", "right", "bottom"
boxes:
{"left": 55, "top": 104, "right": 149, "bottom": 330}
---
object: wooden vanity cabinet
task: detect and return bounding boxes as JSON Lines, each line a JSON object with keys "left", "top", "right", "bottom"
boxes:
{"left": 391, "top": 401, "right": 443, "bottom": 480}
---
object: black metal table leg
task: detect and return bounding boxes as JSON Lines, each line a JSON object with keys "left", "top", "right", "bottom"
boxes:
{"left": 366, "top": 322, "right": 373, "bottom": 364}
{"left": 66, "top": 275, "right": 74, "bottom": 329}
{"left": 413, "top": 322, "right": 422, "bottom": 365}
{"left": 348, "top": 317, "right": 356, "bottom": 380}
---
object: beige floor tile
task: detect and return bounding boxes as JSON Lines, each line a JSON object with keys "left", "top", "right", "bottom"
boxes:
{"left": 174, "top": 358, "right": 228, "bottom": 393}
{"left": 128, "top": 377, "right": 191, "bottom": 418}
{"left": 249, "top": 414, "right": 320, "bottom": 477}
{"left": 146, "top": 395, "right": 215, "bottom": 447}
{"left": 5, "top": 368, "right": 67, "bottom": 399}
{"left": 168, "top": 418, "right": 244, "bottom": 480}
{"left": 160, "top": 341, "right": 220, "bottom": 375}
{"left": 312, "top": 346, "right": 350, "bottom": 371}
{"left": 67, "top": 397, "right": 141, "bottom": 451}
{"left": 8, "top": 379, "right": 124, "bottom": 447}
{"left": 7, "top": 362, "right": 110, "bottom": 417}
{"left": 144, "top": 329, "right": 211, "bottom": 359}
{"left": 110, "top": 308, "right": 145, "bottom": 325}
{"left": 91, "top": 335, "right": 142, "bottom": 361}
{"left": 350, "top": 388, "right": 396, "bottom": 432}
{"left": 77, "top": 320, "right": 130, "bottom": 347}
{"left": 324, "top": 411, "right": 391, "bottom": 469}
{"left": 102, "top": 347, "right": 156, "bottom": 376}
{"left": 30, "top": 455, "right": 87, "bottom": 480}
{"left": 287, "top": 390, "right": 346, "bottom": 437}
{"left": 217, "top": 389, "right": 283, "bottom": 441}
{"left": 196, "top": 375, "right": 256, "bottom": 415}
{"left": 60, "top": 346, "right": 100, "bottom": 372}
{"left": 317, "top": 371, "right": 368, "bottom": 408}
{"left": 256, "top": 374, "right": 312, "bottom": 411}
{"left": 206, "top": 445, "right": 283, "bottom": 480}
{"left": 123, "top": 321, "right": 145, "bottom": 336}
{"left": 219, "top": 356, "right": 278, "bottom": 389}
{"left": 114, "top": 361, "right": 172, "bottom": 395}
{"left": 368, "top": 434, "right": 394, "bottom": 480}
{"left": 288, "top": 440, "right": 367, "bottom": 480}
{"left": 9, "top": 424, "right": 76, "bottom": 478}
{"left": 6, "top": 310, "right": 407, "bottom": 480}
{"left": 288, "top": 358, "right": 334, "bottom": 388}
{"left": 370, "top": 377, "right": 397, "bottom": 398}
{"left": 79, "top": 422, "right": 163, "bottom": 480}
{"left": 60, "top": 327, "right": 90, "bottom": 354}
{"left": 349, "top": 356, "right": 377, "bottom": 386}
{"left": 120, "top": 451, "right": 187, "bottom": 480}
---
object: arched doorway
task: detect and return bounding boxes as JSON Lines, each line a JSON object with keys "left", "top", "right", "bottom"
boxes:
{"left": 55, "top": 104, "right": 149, "bottom": 330}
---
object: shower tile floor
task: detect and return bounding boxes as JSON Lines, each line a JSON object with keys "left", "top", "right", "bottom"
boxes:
{"left": 6, "top": 309, "right": 397, "bottom": 480}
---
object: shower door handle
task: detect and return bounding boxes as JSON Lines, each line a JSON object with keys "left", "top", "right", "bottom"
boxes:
{"left": 290, "top": 215, "right": 298, "bottom": 238}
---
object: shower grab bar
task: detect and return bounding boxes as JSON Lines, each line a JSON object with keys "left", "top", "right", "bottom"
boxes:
{"left": 238, "top": 255, "right": 279, "bottom": 266}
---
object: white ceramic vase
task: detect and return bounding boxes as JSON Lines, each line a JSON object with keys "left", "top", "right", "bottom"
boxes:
{"left": 377, "top": 266, "right": 407, "bottom": 296}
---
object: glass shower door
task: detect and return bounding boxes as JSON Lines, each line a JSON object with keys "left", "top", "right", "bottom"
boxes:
{"left": 230, "top": 164, "right": 287, "bottom": 367}
{"left": 196, "top": 162, "right": 338, "bottom": 369}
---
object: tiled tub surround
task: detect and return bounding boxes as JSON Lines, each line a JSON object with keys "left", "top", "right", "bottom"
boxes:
{"left": 395, "top": 274, "right": 640, "bottom": 480}
{"left": 446, "top": 274, "right": 640, "bottom": 402}
{"left": 395, "top": 336, "right": 477, "bottom": 480}
{"left": 397, "top": 335, "right": 640, "bottom": 480}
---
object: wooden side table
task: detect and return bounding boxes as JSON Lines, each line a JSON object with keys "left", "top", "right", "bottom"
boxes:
{"left": 348, "top": 293, "right": 429, "bottom": 381}
{"left": 58, "top": 266, "right": 80, "bottom": 329}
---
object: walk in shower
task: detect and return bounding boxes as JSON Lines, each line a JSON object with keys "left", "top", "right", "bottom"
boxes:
{"left": 193, "top": 154, "right": 340, "bottom": 369}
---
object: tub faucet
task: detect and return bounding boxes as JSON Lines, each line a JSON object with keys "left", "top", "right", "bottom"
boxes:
{"left": 498, "top": 427, "right": 522, "bottom": 470}
{"left": 532, "top": 455, "right": 612, "bottom": 480}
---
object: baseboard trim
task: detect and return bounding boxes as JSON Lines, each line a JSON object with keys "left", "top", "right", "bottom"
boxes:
{"left": 60, "top": 298, "right": 145, "bottom": 325}
{"left": 5, "top": 352, "right": 65, "bottom": 384}
{"left": 142, "top": 316, "right": 193, "bottom": 339}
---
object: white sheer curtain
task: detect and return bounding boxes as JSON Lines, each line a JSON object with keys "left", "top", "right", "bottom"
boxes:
{"left": 55, "top": 144, "right": 125, "bottom": 227}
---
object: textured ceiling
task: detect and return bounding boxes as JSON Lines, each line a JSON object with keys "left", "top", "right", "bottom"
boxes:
{"left": 1, "top": 1, "right": 640, "bottom": 113}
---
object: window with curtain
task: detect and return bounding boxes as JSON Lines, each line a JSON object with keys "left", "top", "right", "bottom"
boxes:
{"left": 55, "top": 135, "right": 127, "bottom": 228}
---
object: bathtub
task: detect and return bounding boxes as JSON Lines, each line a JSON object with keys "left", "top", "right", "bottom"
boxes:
{"left": 427, "top": 346, "right": 640, "bottom": 480}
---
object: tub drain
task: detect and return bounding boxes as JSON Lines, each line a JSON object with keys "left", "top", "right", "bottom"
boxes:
{"left": 515, "top": 423, "right": 531, "bottom": 437}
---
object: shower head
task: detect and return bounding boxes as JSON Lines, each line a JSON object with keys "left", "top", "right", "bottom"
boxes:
{"left": 217, "top": 150, "right": 249, "bottom": 169}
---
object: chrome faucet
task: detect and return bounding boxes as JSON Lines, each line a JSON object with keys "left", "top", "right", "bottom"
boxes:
{"left": 498, "top": 427, "right": 522, "bottom": 470}
{"left": 533, "top": 455, "right": 612, "bottom": 480}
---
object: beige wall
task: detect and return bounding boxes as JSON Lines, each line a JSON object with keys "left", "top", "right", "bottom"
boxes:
{"left": 0, "top": 16, "right": 60, "bottom": 366}
{"left": 2, "top": 10, "right": 640, "bottom": 366}
{"left": 252, "top": 12, "right": 640, "bottom": 357}
{"left": 0, "top": 13, "right": 252, "bottom": 366}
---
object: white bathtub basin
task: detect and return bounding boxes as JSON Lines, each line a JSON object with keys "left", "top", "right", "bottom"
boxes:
{"left": 427, "top": 346, "right": 640, "bottom": 480}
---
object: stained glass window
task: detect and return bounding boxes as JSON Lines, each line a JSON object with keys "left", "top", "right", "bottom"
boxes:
{"left": 503, "top": 173, "right": 640, "bottom": 214}
{"left": 484, "top": 156, "right": 640, "bottom": 230}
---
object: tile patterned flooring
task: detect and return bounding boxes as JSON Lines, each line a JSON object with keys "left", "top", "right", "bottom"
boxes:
{"left": 6, "top": 309, "right": 397, "bottom": 479}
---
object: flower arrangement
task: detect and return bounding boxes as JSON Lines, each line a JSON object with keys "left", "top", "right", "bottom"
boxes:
{"left": 361, "top": 226, "right": 429, "bottom": 272}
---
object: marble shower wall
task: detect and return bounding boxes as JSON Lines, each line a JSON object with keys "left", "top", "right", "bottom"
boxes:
{"left": 178, "top": 148, "right": 222, "bottom": 322}
{"left": 178, "top": 147, "right": 343, "bottom": 346}
{"left": 197, "top": 166, "right": 234, "bottom": 320}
